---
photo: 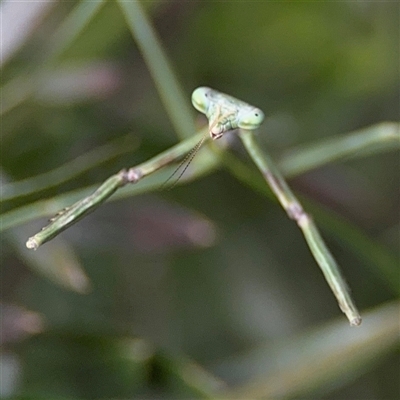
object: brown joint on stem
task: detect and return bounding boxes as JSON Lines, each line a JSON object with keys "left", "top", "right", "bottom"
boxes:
{"left": 287, "top": 203, "right": 310, "bottom": 226}
{"left": 121, "top": 168, "right": 142, "bottom": 184}
{"left": 263, "top": 171, "right": 310, "bottom": 225}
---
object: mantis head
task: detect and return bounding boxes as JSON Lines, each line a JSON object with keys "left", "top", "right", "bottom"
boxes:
{"left": 191, "top": 87, "right": 264, "bottom": 139}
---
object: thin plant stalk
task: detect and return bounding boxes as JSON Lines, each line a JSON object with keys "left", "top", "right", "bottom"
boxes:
{"left": 118, "top": 0, "right": 195, "bottom": 140}
{"left": 2, "top": 135, "right": 138, "bottom": 202}
{"left": 239, "top": 129, "right": 362, "bottom": 326}
{"left": 281, "top": 122, "right": 400, "bottom": 178}
{"left": 26, "top": 129, "right": 208, "bottom": 250}
{"left": 44, "top": 0, "right": 106, "bottom": 65}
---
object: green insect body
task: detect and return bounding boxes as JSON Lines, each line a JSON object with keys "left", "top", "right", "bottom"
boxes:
{"left": 191, "top": 87, "right": 265, "bottom": 139}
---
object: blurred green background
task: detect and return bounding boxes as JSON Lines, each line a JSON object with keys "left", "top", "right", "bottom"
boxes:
{"left": 1, "top": 1, "right": 399, "bottom": 399}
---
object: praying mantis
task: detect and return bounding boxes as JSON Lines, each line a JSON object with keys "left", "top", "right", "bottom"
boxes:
{"left": 192, "top": 87, "right": 361, "bottom": 326}
{"left": 26, "top": 86, "right": 361, "bottom": 326}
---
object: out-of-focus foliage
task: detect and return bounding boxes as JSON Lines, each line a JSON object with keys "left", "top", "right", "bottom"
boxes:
{"left": 1, "top": 1, "right": 399, "bottom": 399}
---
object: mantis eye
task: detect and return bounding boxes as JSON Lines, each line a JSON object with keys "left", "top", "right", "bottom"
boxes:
{"left": 237, "top": 108, "right": 265, "bottom": 130}
{"left": 191, "top": 87, "right": 211, "bottom": 114}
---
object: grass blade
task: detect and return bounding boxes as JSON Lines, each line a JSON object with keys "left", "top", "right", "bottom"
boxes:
{"left": 2, "top": 136, "right": 138, "bottom": 203}
{"left": 1, "top": 0, "right": 106, "bottom": 116}
{"left": 281, "top": 122, "right": 400, "bottom": 177}
{"left": 117, "top": 0, "right": 195, "bottom": 139}
{"left": 219, "top": 300, "right": 399, "bottom": 399}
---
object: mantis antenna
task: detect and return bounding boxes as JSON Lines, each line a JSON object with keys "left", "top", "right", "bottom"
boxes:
{"left": 163, "top": 87, "right": 265, "bottom": 188}
{"left": 161, "top": 134, "right": 207, "bottom": 189}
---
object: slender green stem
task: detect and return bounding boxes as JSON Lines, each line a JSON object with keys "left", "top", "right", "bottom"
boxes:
{"left": 1, "top": 75, "right": 33, "bottom": 116}
{"left": 239, "top": 129, "right": 361, "bottom": 326}
{"left": 281, "top": 122, "right": 400, "bottom": 178}
{"left": 25, "top": 129, "right": 208, "bottom": 250}
{"left": 2, "top": 136, "right": 138, "bottom": 202}
{"left": 117, "top": 0, "right": 195, "bottom": 139}
{"left": 44, "top": 0, "right": 106, "bottom": 65}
